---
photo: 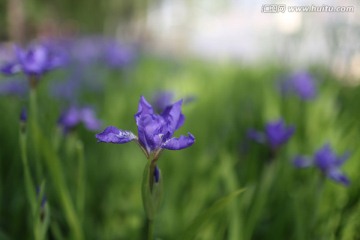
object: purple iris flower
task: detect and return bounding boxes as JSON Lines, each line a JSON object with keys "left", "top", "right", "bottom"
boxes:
{"left": 96, "top": 96, "right": 195, "bottom": 159}
{"left": 58, "top": 106, "right": 102, "bottom": 133}
{"left": 0, "top": 43, "right": 66, "bottom": 78}
{"left": 247, "top": 119, "right": 295, "bottom": 150}
{"left": 279, "top": 72, "right": 317, "bottom": 100}
{"left": 293, "top": 144, "right": 350, "bottom": 186}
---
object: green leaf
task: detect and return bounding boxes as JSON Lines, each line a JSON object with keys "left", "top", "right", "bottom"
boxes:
{"left": 178, "top": 188, "right": 246, "bottom": 240}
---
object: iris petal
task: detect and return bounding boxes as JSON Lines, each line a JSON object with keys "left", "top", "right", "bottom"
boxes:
{"left": 162, "top": 133, "right": 195, "bottom": 150}
{"left": 162, "top": 99, "right": 184, "bottom": 134}
{"left": 96, "top": 126, "right": 136, "bottom": 144}
{"left": 328, "top": 168, "right": 350, "bottom": 186}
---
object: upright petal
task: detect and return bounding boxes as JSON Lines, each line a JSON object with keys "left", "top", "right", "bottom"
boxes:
{"left": 162, "top": 133, "right": 195, "bottom": 150}
{"left": 265, "top": 119, "right": 295, "bottom": 148}
{"left": 135, "top": 96, "right": 154, "bottom": 124}
{"left": 162, "top": 99, "right": 184, "bottom": 134}
{"left": 314, "top": 144, "right": 337, "bottom": 171}
{"left": 137, "top": 114, "right": 165, "bottom": 153}
{"left": 96, "top": 126, "right": 136, "bottom": 144}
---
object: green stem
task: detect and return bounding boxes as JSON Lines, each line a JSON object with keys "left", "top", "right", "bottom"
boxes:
{"left": 20, "top": 128, "right": 45, "bottom": 240}
{"left": 147, "top": 218, "right": 154, "bottom": 240}
{"left": 311, "top": 176, "right": 325, "bottom": 237}
{"left": 76, "top": 140, "right": 85, "bottom": 223}
{"left": 221, "top": 153, "right": 242, "bottom": 240}
{"left": 29, "top": 87, "right": 42, "bottom": 182}
{"left": 33, "top": 121, "right": 83, "bottom": 240}
{"left": 20, "top": 131, "right": 36, "bottom": 214}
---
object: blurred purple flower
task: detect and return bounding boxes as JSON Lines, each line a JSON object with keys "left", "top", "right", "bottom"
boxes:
{"left": 293, "top": 144, "right": 350, "bottom": 186}
{"left": 58, "top": 106, "right": 102, "bottom": 133}
{"left": 96, "top": 96, "right": 195, "bottom": 158}
{"left": 248, "top": 118, "right": 295, "bottom": 150}
{"left": 0, "top": 79, "right": 27, "bottom": 96}
{"left": 152, "top": 91, "right": 174, "bottom": 113}
{"left": 279, "top": 72, "right": 317, "bottom": 100}
{"left": 1, "top": 43, "right": 66, "bottom": 77}
{"left": 152, "top": 91, "right": 196, "bottom": 113}
{"left": 103, "top": 41, "right": 135, "bottom": 68}
{"left": 69, "top": 37, "right": 104, "bottom": 65}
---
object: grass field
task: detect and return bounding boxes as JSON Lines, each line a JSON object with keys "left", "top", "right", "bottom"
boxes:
{"left": 1, "top": 46, "right": 360, "bottom": 240}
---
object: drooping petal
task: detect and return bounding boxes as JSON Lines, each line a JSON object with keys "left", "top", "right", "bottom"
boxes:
{"left": 335, "top": 151, "right": 351, "bottom": 167}
{"left": 293, "top": 155, "right": 313, "bottom": 168}
{"left": 162, "top": 133, "right": 195, "bottom": 150}
{"left": 327, "top": 168, "right": 350, "bottom": 186}
{"left": 96, "top": 126, "right": 136, "bottom": 144}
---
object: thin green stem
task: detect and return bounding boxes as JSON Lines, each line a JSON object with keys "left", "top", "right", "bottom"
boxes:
{"left": 147, "top": 218, "right": 154, "bottom": 240}
{"left": 33, "top": 120, "right": 83, "bottom": 240}
{"left": 76, "top": 140, "right": 85, "bottom": 223}
{"left": 29, "top": 87, "right": 42, "bottom": 182}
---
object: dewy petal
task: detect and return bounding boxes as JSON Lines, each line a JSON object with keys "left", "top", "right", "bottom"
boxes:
{"left": 162, "top": 133, "right": 195, "bottom": 150}
{"left": 327, "top": 168, "right": 350, "bottom": 186}
{"left": 293, "top": 155, "right": 313, "bottom": 168}
{"left": 96, "top": 126, "right": 136, "bottom": 144}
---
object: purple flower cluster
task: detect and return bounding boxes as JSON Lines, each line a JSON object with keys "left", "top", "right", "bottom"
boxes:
{"left": 96, "top": 96, "right": 195, "bottom": 158}
{"left": 293, "top": 144, "right": 350, "bottom": 186}
{"left": 247, "top": 119, "right": 295, "bottom": 150}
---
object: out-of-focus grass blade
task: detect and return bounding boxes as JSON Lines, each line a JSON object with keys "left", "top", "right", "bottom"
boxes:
{"left": 177, "top": 188, "right": 245, "bottom": 240}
